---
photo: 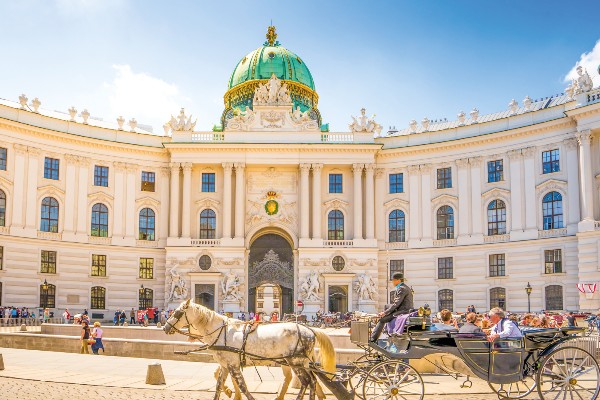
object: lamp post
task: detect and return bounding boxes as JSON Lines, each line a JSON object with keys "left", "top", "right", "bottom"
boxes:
{"left": 386, "top": 250, "right": 390, "bottom": 306}
{"left": 525, "top": 282, "right": 532, "bottom": 313}
{"left": 41, "top": 278, "right": 48, "bottom": 308}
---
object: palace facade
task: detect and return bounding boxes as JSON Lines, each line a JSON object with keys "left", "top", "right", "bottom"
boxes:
{"left": 1, "top": 27, "right": 600, "bottom": 317}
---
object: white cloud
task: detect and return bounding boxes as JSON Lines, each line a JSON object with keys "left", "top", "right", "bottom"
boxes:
{"left": 565, "top": 40, "right": 600, "bottom": 87}
{"left": 104, "top": 64, "right": 188, "bottom": 133}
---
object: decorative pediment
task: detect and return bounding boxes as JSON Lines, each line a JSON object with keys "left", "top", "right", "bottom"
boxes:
{"left": 38, "top": 185, "right": 65, "bottom": 198}
{"left": 536, "top": 179, "right": 567, "bottom": 194}
{"left": 195, "top": 198, "right": 220, "bottom": 209}
{"left": 135, "top": 196, "right": 160, "bottom": 208}
{"left": 431, "top": 193, "right": 458, "bottom": 209}
{"left": 323, "top": 198, "right": 349, "bottom": 211}
{"left": 88, "top": 191, "right": 114, "bottom": 204}
{"left": 383, "top": 198, "right": 409, "bottom": 209}
{"left": 481, "top": 187, "right": 510, "bottom": 205}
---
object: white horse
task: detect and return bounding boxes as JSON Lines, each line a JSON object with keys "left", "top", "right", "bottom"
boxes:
{"left": 164, "top": 299, "right": 337, "bottom": 400}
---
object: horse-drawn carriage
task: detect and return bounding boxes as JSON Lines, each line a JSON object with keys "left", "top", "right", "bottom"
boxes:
{"left": 165, "top": 300, "right": 599, "bottom": 400}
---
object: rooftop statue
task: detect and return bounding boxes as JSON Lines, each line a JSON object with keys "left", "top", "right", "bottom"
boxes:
{"left": 349, "top": 108, "right": 382, "bottom": 135}
{"left": 167, "top": 108, "right": 197, "bottom": 132}
{"left": 566, "top": 66, "right": 594, "bottom": 99}
{"left": 253, "top": 74, "right": 292, "bottom": 106}
{"left": 290, "top": 105, "right": 311, "bottom": 123}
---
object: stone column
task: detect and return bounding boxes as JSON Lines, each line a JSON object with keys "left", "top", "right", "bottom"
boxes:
{"left": 522, "top": 147, "right": 537, "bottom": 232}
{"left": 169, "top": 163, "right": 180, "bottom": 238}
{"left": 564, "top": 138, "right": 581, "bottom": 227}
{"left": 577, "top": 130, "right": 594, "bottom": 222}
{"left": 352, "top": 163, "right": 364, "bottom": 240}
{"left": 124, "top": 164, "right": 136, "bottom": 239}
{"left": 113, "top": 162, "right": 126, "bottom": 238}
{"left": 456, "top": 158, "right": 470, "bottom": 238}
{"left": 181, "top": 163, "right": 192, "bottom": 238}
{"left": 420, "top": 165, "right": 432, "bottom": 240}
{"left": 311, "top": 163, "right": 323, "bottom": 240}
{"left": 63, "top": 155, "right": 78, "bottom": 235}
{"left": 469, "top": 157, "right": 483, "bottom": 236}
{"left": 76, "top": 157, "right": 90, "bottom": 236}
{"left": 24, "top": 148, "right": 40, "bottom": 232}
{"left": 299, "top": 163, "right": 311, "bottom": 240}
{"left": 234, "top": 163, "right": 246, "bottom": 239}
{"left": 364, "top": 163, "right": 375, "bottom": 240}
{"left": 508, "top": 150, "right": 523, "bottom": 232}
{"left": 222, "top": 162, "right": 233, "bottom": 239}
{"left": 374, "top": 168, "right": 385, "bottom": 241}
{"left": 10, "top": 144, "right": 27, "bottom": 231}
{"left": 408, "top": 165, "right": 421, "bottom": 242}
{"left": 159, "top": 167, "right": 170, "bottom": 241}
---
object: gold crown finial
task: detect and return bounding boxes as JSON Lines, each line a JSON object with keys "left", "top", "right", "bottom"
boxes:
{"left": 267, "top": 190, "right": 277, "bottom": 199}
{"left": 266, "top": 25, "right": 277, "bottom": 46}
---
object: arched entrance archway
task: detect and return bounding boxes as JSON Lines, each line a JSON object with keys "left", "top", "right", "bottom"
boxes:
{"left": 248, "top": 233, "right": 294, "bottom": 315}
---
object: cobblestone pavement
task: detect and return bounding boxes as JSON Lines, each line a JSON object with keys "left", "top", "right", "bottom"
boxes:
{"left": 0, "top": 377, "right": 503, "bottom": 400}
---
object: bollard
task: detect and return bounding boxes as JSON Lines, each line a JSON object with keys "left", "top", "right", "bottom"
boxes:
{"left": 156, "top": 322, "right": 162, "bottom": 328}
{"left": 0, "top": 354, "right": 4, "bottom": 370}
{"left": 19, "top": 324, "right": 27, "bottom": 332}
{"left": 123, "top": 322, "right": 128, "bottom": 327}
{"left": 146, "top": 362, "right": 166, "bottom": 385}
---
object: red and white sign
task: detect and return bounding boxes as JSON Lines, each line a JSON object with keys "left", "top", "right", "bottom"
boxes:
{"left": 577, "top": 283, "right": 598, "bottom": 294}
{"left": 296, "top": 300, "right": 304, "bottom": 308}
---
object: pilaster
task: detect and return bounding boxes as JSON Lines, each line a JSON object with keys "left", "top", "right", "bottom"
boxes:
{"left": 577, "top": 130, "right": 595, "bottom": 231}
{"left": 419, "top": 164, "right": 433, "bottom": 245}
{"left": 364, "top": 164, "right": 375, "bottom": 240}
{"left": 456, "top": 158, "right": 470, "bottom": 241}
{"left": 222, "top": 162, "right": 233, "bottom": 240}
{"left": 24, "top": 147, "right": 41, "bottom": 236}
{"left": 508, "top": 149, "right": 524, "bottom": 239}
{"left": 9, "top": 144, "right": 27, "bottom": 235}
{"left": 311, "top": 163, "right": 323, "bottom": 243}
{"left": 469, "top": 157, "right": 484, "bottom": 241}
{"left": 299, "top": 163, "right": 311, "bottom": 241}
{"left": 168, "top": 162, "right": 180, "bottom": 238}
{"left": 234, "top": 163, "right": 246, "bottom": 239}
{"left": 407, "top": 165, "right": 421, "bottom": 246}
{"left": 62, "top": 154, "right": 79, "bottom": 241}
{"left": 75, "top": 157, "right": 91, "bottom": 241}
{"left": 181, "top": 162, "right": 192, "bottom": 238}
{"left": 352, "top": 163, "right": 364, "bottom": 241}
{"left": 522, "top": 147, "right": 537, "bottom": 238}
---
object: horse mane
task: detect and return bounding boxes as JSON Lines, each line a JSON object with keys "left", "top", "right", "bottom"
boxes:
{"left": 188, "top": 301, "right": 245, "bottom": 328}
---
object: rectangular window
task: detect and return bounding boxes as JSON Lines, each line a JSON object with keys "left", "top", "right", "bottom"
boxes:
{"left": 202, "top": 172, "right": 216, "bottom": 192}
{"left": 41, "top": 250, "right": 57, "bottom": 274}
{"left": 389, "top": 173, "right": 404, "bottom": 193}
{"left": 0, "top": 246, "right": 3, "bottom": 270}
{"left": 91, "top": 254, "right": 107, "bottom": 277}
{"left": 489, "top": 254, "right": 505, "bottom": 277}
{"left": 389, "top": 260, "right": 404, "bottom": 280}
{"left": 544, "top": 249, "right": 562, "bottom": 274}
{"left": 487, "top": 160, "right": 503, "bottom": 183}
{"left": 437, "top": 167, "right": 452, "bottom": 189}
{"left": 0, "top": 147, "right": 6, "bottom": 170}
{"left": 139, "top": 257, "right": 154, "bottom": 279}
{"left": 438, "top": 257, "right": 453, "bottom": 279}
{"left": 141, "top": 171, "right": 155, "bottom": 192}
{"left": 94, "top": 165, "right": 109, "bottom": 187}
{"left": 329, "top": 174, "right": 343, "bottom": 193}
{"left": 44, "top": 157, "right": 60, "bottom": 180}
{"left": 542, "top": 149, "right": 560, "bottom": 174}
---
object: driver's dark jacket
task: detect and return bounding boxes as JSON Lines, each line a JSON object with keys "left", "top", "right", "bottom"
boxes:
{"left": 383, "top": 283, "right": 414, "bottom": 317}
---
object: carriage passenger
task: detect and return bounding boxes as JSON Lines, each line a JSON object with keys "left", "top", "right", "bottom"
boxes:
{"left": 487, "top": 307, "right": 523, "bottom": 342}
{"left": 431, "top": 309, "right": 458, "bottom": 331}
{"left": 459, "top": 312, "right": 483, "bottom": 334}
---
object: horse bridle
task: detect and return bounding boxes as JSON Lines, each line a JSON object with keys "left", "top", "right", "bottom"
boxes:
{"left": 164, "top": 307, "right": 227, "bottom": 348}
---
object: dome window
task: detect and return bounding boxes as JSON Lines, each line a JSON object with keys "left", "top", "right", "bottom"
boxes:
{"left": 268, "top": 51, "right": 275, "bottom": 59}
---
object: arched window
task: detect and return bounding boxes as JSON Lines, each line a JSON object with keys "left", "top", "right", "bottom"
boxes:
{"left": 138, "top": 208, "right": 155, "bottom": 241}
{"left": 91, "top": 203, "right": 109, "bottom": 237}
{"left": 90, "top": 286, "right": 106, "bottom": 309}
{"left": 438, "top": 289, "right": 453, "bottom": 311}
{"left": 0, "top": 189, "right": 5, "bottom": 227}
{"left": 487, "top": 200, "right": 506, "bottom": 235}
{"left": 40, "top": 197, "right": 59, "bottom": 233}
{"left": 139, "top": 287, "right": 153, "bottom": 310}
{"left": 199, "top": 209, "right": 216, "bottom": 239}
{"left": 436, "top": 206, "right": 454, "bottom": 240}
{"left": 542, "top": 192, "right": 563, "bottom": 230}
{"left": 327, "top": 210, "right": 344, "bottom": 240}
{"left": 545, "top": 285, "right": 563, "bottom": 311}
{"left": 40, "top": 283, "right": 56, "bottom": 308}
{"left": 490, "top": 287, "right": 506, "bottom": 310}
{"left": 388, "top": 209, "right": 406, "bottom": 242}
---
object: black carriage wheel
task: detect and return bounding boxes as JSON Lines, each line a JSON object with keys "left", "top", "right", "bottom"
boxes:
{"left": 536, "top": 346, "right": 600, "bottom": 400}
{"left": 362, "top": 360, "right": 424, "bottom": 400}
{"left": 488, "top": 376, "right": 536, "bottom": 399}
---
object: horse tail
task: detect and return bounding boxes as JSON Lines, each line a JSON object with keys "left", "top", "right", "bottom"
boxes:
{"left": 313, "top": 329, "right": 336, "bottom": 374}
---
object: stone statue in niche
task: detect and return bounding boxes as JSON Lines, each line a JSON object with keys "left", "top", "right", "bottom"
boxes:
{"left": 355, "top": 272, "right": 377, "bottom": 301}
{"left": 221, "top": 271, "right": 242, "bottom": 301}
{"left": 299, "top": 270, "right": 321, "bottom": 301}
{"left": 167, "top": 262, "right": 188, "bottom": 301}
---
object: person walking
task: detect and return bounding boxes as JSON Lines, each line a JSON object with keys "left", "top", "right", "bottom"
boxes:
{"left": 119, "top": 310, "right": 126, "bottom": 325}
{"left": 62, "top": 309, "right": 70, "bottom": 324}
{"left": 129, "top": 308, "right": 135, "bottom": 325}
{"left": 43, "top": 308, "right": 49, "bottom": 323}
{"left": 80, "top": 320, "right": 91, "bottom": 354}
{"left": 91, "top": 322, "right": 104, "bottom": 354}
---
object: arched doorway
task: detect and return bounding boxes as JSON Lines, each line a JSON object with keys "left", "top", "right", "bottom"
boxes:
{"left": 248, "top": 233, "right": 294, "bottom": 315}
{"left": 329, "top": 285, "right": 348, "bottom": 313}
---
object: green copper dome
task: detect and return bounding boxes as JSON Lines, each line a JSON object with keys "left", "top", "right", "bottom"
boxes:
{"left": 228, "top": 45, "right": 315, "bottom": 91}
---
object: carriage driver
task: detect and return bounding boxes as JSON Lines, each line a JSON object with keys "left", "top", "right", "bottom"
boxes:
{"left": 370, "top": 272, "right": 414, "bottom": 343}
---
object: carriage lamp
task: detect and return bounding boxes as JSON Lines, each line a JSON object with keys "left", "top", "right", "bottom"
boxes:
{"left": 42, "top": 279, "right": 48, "bottom": 290}
{"left": 525, "top": 282, "right": 532, "bottom": 313}
{"left": 141, "top": 284, "right": 144, "bottom": 290}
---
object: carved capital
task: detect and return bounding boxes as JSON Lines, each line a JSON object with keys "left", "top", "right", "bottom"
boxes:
{"left": 521, "top": 147, "right": 536, "bottom": 158}
{"left": 311, "top": 163, "right": 323, "bottom": 171}
{"left": 576, "top": 129, "right": 592, "bottom": 146}
{"left": 234, "top": 162, "right": 246, "bottom": 170}
{"left": 159, "top": 167, "right": 170, "bottom": 177}
{"left": 419, "top": 164, "right": 432, "bottom": 173}
{"left": 507, "top": 149, "right": 522, "bottom": 160}
{"left": 468, "top": 156, "right": 482, "bottom": 167}
{"left": 13, "top": 143, "right": 28, "bottom": 154}
{"left": 181, "top": 162, "right": 193, "bottom": 172}
{"left": 455, "top": 158, "right": 469, "bottom": 168}
{"left": 299, "top": 163, "right": 312, "bottom": 172}
{"left": 407, "top": 165, "right": 420, "bottom": 174}
{"left": 26, "top": 146, "right": 41, "bottom": 157}
{"left": 169, "top": 162, "right": 181, "bottom": 171}
{"left": 65, "top": 154, "right": 79, "bottom": 164}
{"left": 78, "top": 156, "right": 91, "bottom": 167}
{"left": 124, "top": 162, "right": 137, "bottom": 172}
{"left": 364, "top": 163, "right": 376, "bottom": 172}
{"left": 222, "top": 162, "right": 234, "bottom": 171}
{"left": 375, "top": 168, "right": 385, "bottom": 178}
{"left": 563, "top": 137, "right": 579, "bottom": 150}
{"left": 352, "top": 163, "right": 364, "bottom": 173}
{"left": 114, "top": 161, "right": 128, "bottom": 172}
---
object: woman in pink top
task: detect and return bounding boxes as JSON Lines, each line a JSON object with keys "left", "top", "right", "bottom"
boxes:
{"left": 91, "top": 321, "right": 104, "bottom": 354}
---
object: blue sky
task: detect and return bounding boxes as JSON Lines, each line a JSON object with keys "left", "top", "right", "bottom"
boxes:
{"left": 1, "top": 0, "right": 600, "bottom": 133}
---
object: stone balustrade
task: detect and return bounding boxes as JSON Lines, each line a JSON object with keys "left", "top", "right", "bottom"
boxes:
{"left": 191, "top": 238, "right": 221, "bottom": 247}
{"left": 323, "top": 240, "right": 354, "bottom": 247}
